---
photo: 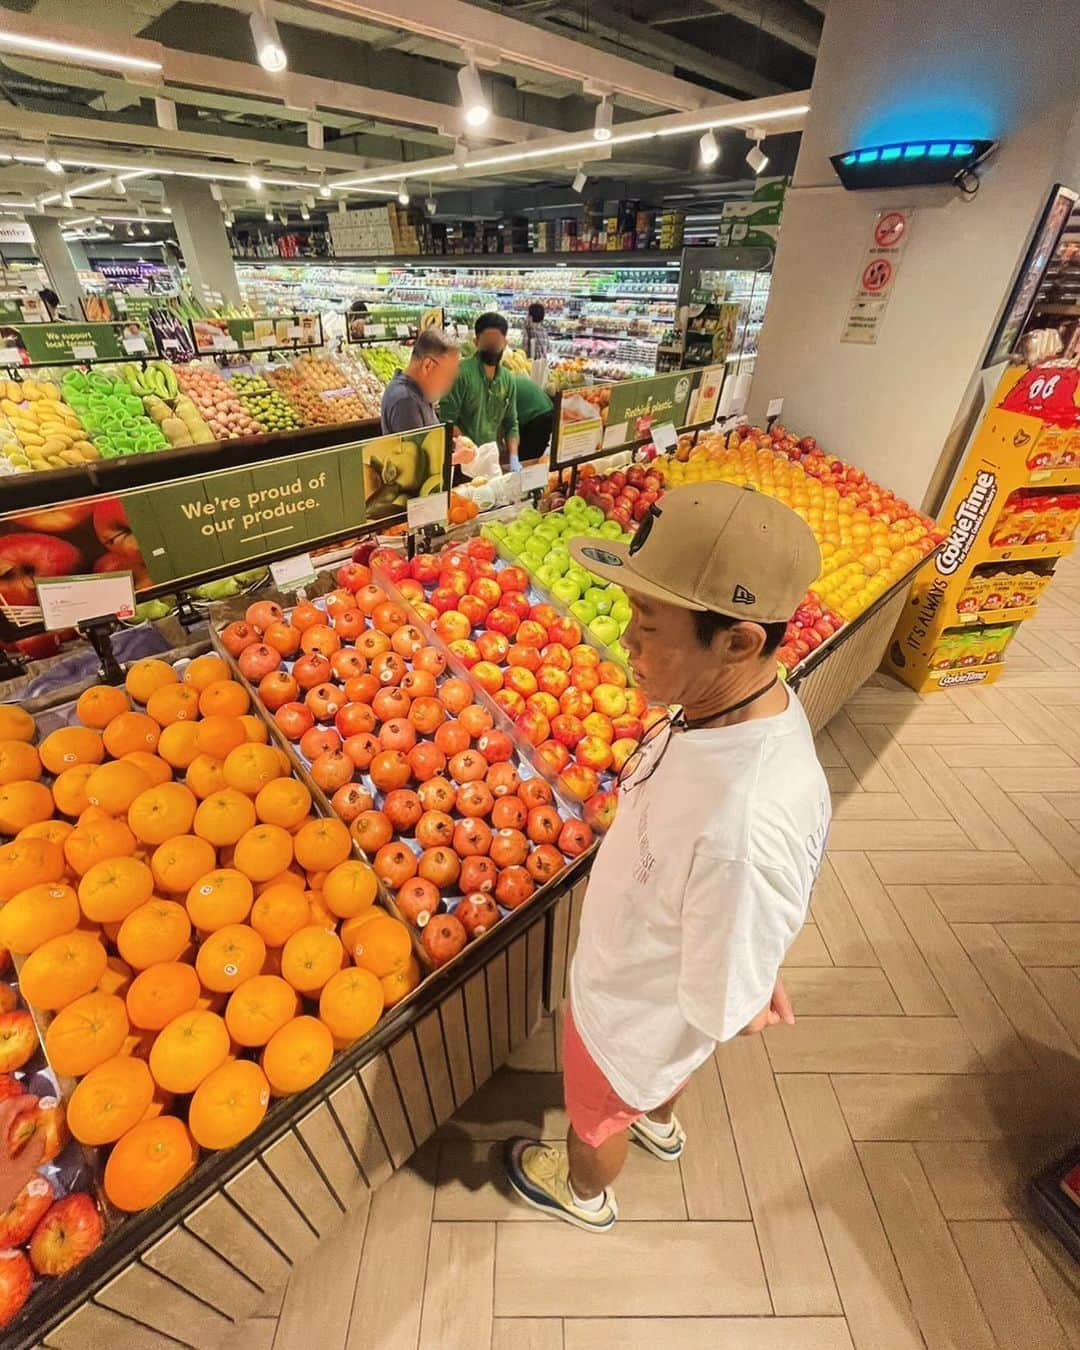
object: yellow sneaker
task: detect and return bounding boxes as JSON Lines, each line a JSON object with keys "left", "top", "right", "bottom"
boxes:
{"left": 504, "top": 1138, "right": 618, "bottom": 1233}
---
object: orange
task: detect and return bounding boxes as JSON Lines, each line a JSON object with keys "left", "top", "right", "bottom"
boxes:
{"left": 222, "top": 744, "right": 280, "bottom": 796}
{"left": 254, "top": 777, "right": 311, "bottom": 830}
{"left": 98, "top": 955, "right": 134, "bottom": 998}
{"left": 261, "top": 947, "right": 283, "bottom": 977}
{"left": 126, "top": 962, "right": 201, "bottom": 1031}
{"left": 157, "top": 721, "right": 200, "bottom": 770}
{"left": 198, "top": 680, "right": 249, "bottom": 718}
{"left": 125, "top": 658, "right": 178, "bottom": 704}
{"left": 261, "top": 1016, "right": 333, "bottom": 1096}
{"left": 232, "top": 824, "right": 292, "bottom": 883}
{"left": 224, "top": 974, "right": 298, "bottom": 1047}
{"left": 185, "top": 868, "right": 253, "bottom": 932}
{"left": 0, "top": 706, "right": 33, "bottom": 742}
{"left": 50, "top": 763, "right": 97, "bottom": 818}
{"left": 185, "top": 754, "right": 227, "bottom": 800}
{"left": 323, "top": 861, "right": 378, "bottom": 919}
{"left": 281, "top": 925, "right": 344, "bottom": 995}
{"left": 181, "top": 654, "right": 229, "bottom": 691}
{"left": 75, "top": 684, "right": 129, "bottom": 729}
{"left": 122, "top": 751, "right": 172, "bottom": 787}
{"left": 17, "top": 818, "right": 72, "bottom": 849}
{"left": 103, "top": 711, "right": 160, "bottom": 758}
{"left": 38, "top": 726, "right": 104, "bottom": 776}
{"left": 150, "top": 835, "right": 216, "bottom": 895}
{"left": 306, "top": 891, "right": 336, "bottom": 930}
{"left": 0, "top": 740, "right": 40, "bottom": 786}
{"left": 352, "top": 916, "right": 412, "bottom": 979}
{"left": 250, "top": 884, "right": 310, "bottom": 948}
{"left": 340, "top": 908, "right": 385, "bottom": 958}
{"left": 64, "top": 818, "right": 136, "bottom": 875}
{"left": 195, "top": 924, "right": 266, "bottom": 993}
{"left": 194, "top": 716, "right": 246, "bottom": 761}
{"left": 79, "top": 856, "right": 153, "bottom": 923}
{"left": 84, "top": 760, "right": 152, "bottom": 815}
{"left": 188, "top": 1059, "right": 269, "bottom": 1151}
{"left": 381, "top": 956, "right": 421, "bottom": 1008}
{"left": 67, "top": 1055, "right": 154, "bottom": 1145}
{"left": 146, "top": 683, "right": 199, "bottom": 727}
{"left": 0, "top": 780, "right": 54, "bottom": 834}
{"left": 256, "top": 868, "right": 305, "bottom": 894}
{"left": 293, "top": 818, "right": 351, "bottom": 872}
{"left": 318, "top": 967, "right": 382, "bottom": 1046}
{"left": 193, "top": 788, "right": 256, "bottom": 846}
{"left": 117, "top": 900, "right": 191, "bottom": 970}
{"left": 45, "top": 990, "right": 128, "bottom": 1076}
{"left": 103, "top": 1115, "right": 198, "bottom": 1212}
{"left": 149, "top": 1009, "right": 230, "bottom": 1093}
{"left": 0, "top": 882, "right": 79, "bottom": 954}
{"left": 239, "top": 715, "right": 269, "bottom": 744}
{"left": 0, "top": 837, "right": 64, "bottom": 900}
{"left": 128, "top": 783, "right": 196, "bottom": 845}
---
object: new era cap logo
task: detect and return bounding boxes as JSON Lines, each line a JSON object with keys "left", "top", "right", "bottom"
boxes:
{"left": 732, "top": 585, "right": 756, "bottom": 606}
{"left": 581, "top": 546, "right": 624, "bottom": 568}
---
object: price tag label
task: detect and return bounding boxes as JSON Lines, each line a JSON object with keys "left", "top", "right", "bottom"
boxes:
{"left": 366, "top": 324, "right": 386, "bottom": 338}
{"left": 122, "top": 334, "right": 148, "bottom": 355}
{"left": 162, "top": 338, "right": 181, "bottom": 352}
{"left": 287, "top": 325, "right": 303, "bottom": 340}
{"left": 36, "top": 572, "right": 135, "bottom": 631}
{"left": 270, "top": 552, "right": 317, "bottom": 591}
{"left": 0, "top": 348, "right": 21, "bottom": 365}
{"left": 650, "top": 422, "right": 678, "bottom": 455}
{"left": 521, "top": 461, "right": 548, "bottom": 493}
{"left": 72, "top": 344, "right": 97, "bottom": 361}
{"left": 395, "top": 324, "right": 411, "bottom": 338}
{"left": 766, "top": 396, "right": 784, "bottom": 419}
{"left": 407, "top": 492, "right": 449, "bottom": 530}
{"left": 255, "top": 334, "right": 275, "bottom": 349}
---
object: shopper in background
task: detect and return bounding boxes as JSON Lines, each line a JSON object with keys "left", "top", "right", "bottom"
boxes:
{"left": 505, "top": 482, "right": 830, "bottom": 1232}
{"left": 440, "top": 311, "right": 520, "bottom": 468}
{"left": 38, "top": 288, "right": 64, "bottom": 320}
{"left": 513, "top": 372, "right": 554, "bottom": 462}
{"left": 523, "top": 301, "right": 549, "bottom": 361}
{"left": 379, "top": 327, "right": 460, "bottom": 434}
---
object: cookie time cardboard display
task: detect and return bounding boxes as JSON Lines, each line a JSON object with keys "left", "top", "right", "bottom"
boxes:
{"left": 885, "top": 366, "right": 1080, "bottom": 691}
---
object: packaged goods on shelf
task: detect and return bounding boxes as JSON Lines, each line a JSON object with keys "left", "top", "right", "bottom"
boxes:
{"left": 988, "top": 489, "right": 1080, "bottom": 546}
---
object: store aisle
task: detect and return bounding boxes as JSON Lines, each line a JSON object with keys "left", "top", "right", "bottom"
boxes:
{"left": 233, "top": 560, "right": 1080, "bottom": 1350}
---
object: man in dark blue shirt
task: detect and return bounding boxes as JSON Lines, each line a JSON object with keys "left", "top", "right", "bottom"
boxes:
{"left": 380, "top": 328, "right": 461, "bottom": 433}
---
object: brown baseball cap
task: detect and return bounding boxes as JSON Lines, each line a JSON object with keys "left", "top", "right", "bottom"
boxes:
{"left": 568, "top": 481, "right": 821, "bottom": 623}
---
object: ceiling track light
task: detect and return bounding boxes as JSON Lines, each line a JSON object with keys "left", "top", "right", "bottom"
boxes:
{"left": 299, "top": 202, "right": 310, "bottom": 220}
{"left": 593, "top": 95, "right": 613, "bottom": 142}
{"left": 457, "top": 59, "right": 490, "bottom": 129}
{"left": 126, "top": 224, "right": 134, "bottom": 237}
{"left": 141, "top": 223, "right": 151, "bottom": 236}
{"left": 112, "top": 175, "right": 126, "bottom": 195}
{"left": 425, "top": 195, "right": 437, "bottom": 216}
{"left": 453, "top": 140, "right": 469, "bottom": 169}
{"left": 318, "top": 179, "right": 332, "bottom": 199}
{"left": 278, "top": 210, "right": 289, "bottom": 225}
{"left": 572, "top": 168, "right": 587, "bottom": 194}
{"left": 745, "top": 126, "right": 769, "bottom": 175}
{"left": 699, "top": 130, "right": 720, "bottom": 166}
{"left": 307, "top": 122, "right": 324, "bottom": 152}
{"left": 43, "top": 144, "right": 63, "bottom": 176}
{"left": 60, "top": 191, "right": 73, "bottom": 209}
{"left": 247, "top": 172, "right": 263, "bottom": 193}
{"left": 250, "top": 0, "right": 287, "bottom": 73}
{"left": 210, "top": 183, "right": 223, "bottom": 203}
{"left": 397, "top": 182, "right": 410, "bottom": 206}
{"left": 337, "top": 198, "right": 347, "bottom": 214}
{"left": 264, "top": 205, "right": 274, "bottom": 221}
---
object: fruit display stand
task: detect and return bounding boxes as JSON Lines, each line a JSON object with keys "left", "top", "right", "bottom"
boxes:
{"left": 884, "top": 363, "right": 1080, "bottom": 692}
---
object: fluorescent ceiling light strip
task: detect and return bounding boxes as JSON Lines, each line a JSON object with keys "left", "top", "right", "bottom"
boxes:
{"left": 100, "top": 214, "right": 170, "bottom": 223}
{"left": 0, "top": 32, "right": 161, "bottom": 72}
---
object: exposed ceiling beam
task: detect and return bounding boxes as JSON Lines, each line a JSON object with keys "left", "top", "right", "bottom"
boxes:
{"left": 469, "top": 0, "right": 784, "bottom": 98}
{"left": 697, "top": 1, "right": 821, "bottom": 57}
{"left": 305, "top": 0, "right": 714, "bottom": 110}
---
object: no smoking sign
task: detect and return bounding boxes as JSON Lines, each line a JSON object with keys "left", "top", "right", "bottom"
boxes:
{"left": 861, "top": 258, "right": 893, "bottom": 293}
{"left": 842, "top": 206, "right": 915, "bottom": 344}
{"left": 874, "top": 211, "right": 909, "bottom": 248}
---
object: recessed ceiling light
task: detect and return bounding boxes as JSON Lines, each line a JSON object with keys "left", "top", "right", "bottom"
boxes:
{"left": 250, "top": 1, "right": 287, "bottom": 73}
{"left": 458, "top": 61, "right": 490, "bottom": 128}
{"left": 699, "top": 130, "right": 720, "bottom": 166}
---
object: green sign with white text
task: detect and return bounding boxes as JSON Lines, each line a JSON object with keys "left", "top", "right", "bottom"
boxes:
{"left": 0, "top": 321, "right": 155, "bottom": 366}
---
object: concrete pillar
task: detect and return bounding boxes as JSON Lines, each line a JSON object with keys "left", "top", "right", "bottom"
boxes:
{"left": 26, "top": 215, "right": 84, "bottom": 317}
{"left": 65, "top": 239, "right": 90, "bottom": 270}
{"left": 748, "top": 0, "right": 1080, "bottom": 510}
{"left": 162, "top": 179, "right": 241, "bottom": 307}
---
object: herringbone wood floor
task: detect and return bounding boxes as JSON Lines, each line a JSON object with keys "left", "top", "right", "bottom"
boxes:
{"left": 233, "top": 558, "right": 1080, "bottom": 1350}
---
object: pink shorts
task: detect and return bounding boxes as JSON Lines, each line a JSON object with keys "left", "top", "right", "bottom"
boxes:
{"left": 563, "top": 1004, "right": 651, "bottom": 1148}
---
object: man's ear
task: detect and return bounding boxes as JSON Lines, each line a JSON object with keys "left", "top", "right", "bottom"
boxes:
{"left": 722, "top": 622, "right": 766, "bottom": 662}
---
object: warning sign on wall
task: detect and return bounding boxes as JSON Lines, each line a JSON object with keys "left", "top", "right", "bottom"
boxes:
{"left": 842, "top": 207, "right": 914, "bottom": 345}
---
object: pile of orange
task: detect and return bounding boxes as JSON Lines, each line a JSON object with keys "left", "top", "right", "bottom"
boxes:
{"left": 0, "top": 655, "right": 420, "bottom": 1215}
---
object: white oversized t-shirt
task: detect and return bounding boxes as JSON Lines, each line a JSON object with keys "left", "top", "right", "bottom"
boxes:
{"left": 569, "top": 690, "right": 830, "bottom": 1110}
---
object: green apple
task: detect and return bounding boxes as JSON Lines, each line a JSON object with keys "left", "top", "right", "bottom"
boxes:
{"left": 524, "top": 536, "right": 548, "bottom": 559}
{"left": 611, "top": 599, "right": 632, "bottom": 624}
{"left": 487, "top": 521, "right": 508, "bottom": 541}
{"left": 551, "top": 577, "right": 582, "bottom": 606}
{"left": 570, "top": 598, "right": 598, "bottom": 625}
{"left": 564, "top": 495, "right": 588, "bottom": 516}
{"left": 589, "top": 614, "right": 621, "bottom": 646}
{"left": 535, "top": 522, "right": 559, "bottom": 542}
{"left": 585, "top": 586, "right": 613, "bottom": 615}
{"left": 534, "top": 563, "right": 559, "bottom": 588}
{"left": 584, "top": 506, "right": 605, "bottom": 528}
{"left": 599, "top": 520, "right": 623, "bottom": 540}
{"left": 543, "top": 551, "right": 570, "bottom": 577}
{"left": 519, "top": 507, "right": 541, "bottom": 526}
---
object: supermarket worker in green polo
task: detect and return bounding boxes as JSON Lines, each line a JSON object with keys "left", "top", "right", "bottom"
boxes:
{"left": 440, "top": 312, "right": 521, "bottom": 470}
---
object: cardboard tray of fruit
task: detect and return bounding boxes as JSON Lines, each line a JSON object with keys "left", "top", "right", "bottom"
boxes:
{"left": 211, "top": 583, "right": 597, "bottom": 973}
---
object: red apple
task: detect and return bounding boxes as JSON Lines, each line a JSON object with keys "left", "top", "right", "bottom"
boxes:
{"left": 0, "top": 1012, "right": 36, "bottom": 1073}
{"left": 582, "top": 711, "right": 615, "bottom": 744}
{"left": 537, "top": 666, "right": 570, "bottom": 698}
{"left": 516, "top": 708, "right": 550, "bottom": 747}
{"left": 29, "top": 1192, "right": 104, "bottom": 1275}
{"left": 611, "top": 715, "right": 644, "bottom": 743}
{"left": 609, "top": 737, "right": 638, "bottom": 772}
{"left": 486, "top": 607, "right": 520, "bottom": 637}
{"left": 551, "top": 714, "right": 585, "bottom": 749}
{"left": 559, "top": 762, "right": 600, "bottom": 803}
{"left": 537, "top": 739, "right": 571, "bottom": 773}
{"left": 526, "top": 691, "right": 560, "bottom": 721}
{"left": 547, "top": 616, "right": 581, "bottom": 648}
{"left": 508, "top": 644, "right": 542, "bottom": 672}
{"left": 592, "top": 683, "right": 628, "bottom": 718}
{"left": 499, "top": 566, "right": 529, "bottom": 593}
{"left": 504, "top": 666, "right": 537, "bottom": 699}
{"left": 477, "top": 630, "right": 509, "bottom": 664}
{"left": 493, "top": 689, "right": 525, "bottom": 719}
{"left": 0, "top": 1174, "right": 53, "bottom": 1247}
{"left": 583, "top": 791, "right": 618, "bottom": 832}
{"left": 0, "top": 1249, "right": 31, "bottom": 1330}
{"left": 576, "top": 735, "right": 614, "bottom": 773}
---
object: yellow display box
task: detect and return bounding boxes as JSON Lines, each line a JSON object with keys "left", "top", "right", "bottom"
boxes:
{"left": 885, "top": 377, "right": 1079, "bottom": 692}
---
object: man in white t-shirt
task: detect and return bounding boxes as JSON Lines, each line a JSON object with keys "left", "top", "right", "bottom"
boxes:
{"left": 506, "top": 480, "right": 831, "bottom": 1232}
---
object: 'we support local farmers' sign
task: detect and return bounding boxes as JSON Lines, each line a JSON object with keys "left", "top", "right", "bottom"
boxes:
{"left": 122, "top": 440, "right": 369, "bottom": 585}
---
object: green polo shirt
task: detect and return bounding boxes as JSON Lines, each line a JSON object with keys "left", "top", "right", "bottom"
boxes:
{"left": 513, "top": 373, "right": 553, "bottom": 426}
{"left": 439, "top": 352, "right": 519, "bottom": 445}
